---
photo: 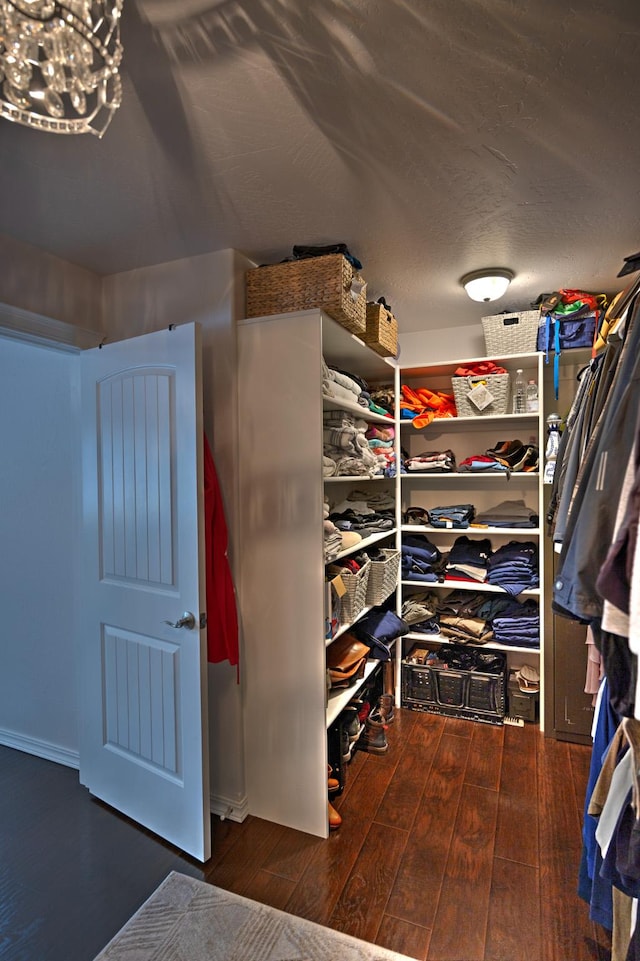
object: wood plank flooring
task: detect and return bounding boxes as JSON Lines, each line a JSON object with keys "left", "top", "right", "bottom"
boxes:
{"left": 0, "top": 709, "right": 612, "bottom": 961}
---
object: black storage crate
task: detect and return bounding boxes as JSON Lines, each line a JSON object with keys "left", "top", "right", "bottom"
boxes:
{"left": 401, "top": 644, "right": 507, "bottom": 725}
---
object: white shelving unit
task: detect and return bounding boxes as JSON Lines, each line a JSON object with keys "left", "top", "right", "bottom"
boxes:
{"left": 237, "top": 309, "right": 396, "bottom": 838}
{"left": 394, "top": 352, "right": 546, "bottom": 727}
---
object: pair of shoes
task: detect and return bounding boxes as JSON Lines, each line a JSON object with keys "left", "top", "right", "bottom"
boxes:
{"left": 486, "top": 438, "right": 522, "bottom": 458}
{"left": 377, "top": 693, "right": 395, "bottom": 724}
{"left": 328, "top": 800, "right": 342, "bottom": 830}
{"left": 515, "top": 664, "right": 540, "bottom": 692}
{"left": 510, "top": 445, "right": 539, "bottom": 472}
{"left": 328, "top": 764, "right": 339, "bottom": 793}
{"left": 357, "top": 707, "right": 389, "bottom": 755}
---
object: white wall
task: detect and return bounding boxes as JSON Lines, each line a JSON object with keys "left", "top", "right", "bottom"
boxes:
{"left": 399, "top": 323, "right": 485, "bottom": 364}
{"left": 101, "top": 248, "right": 252, "bottom": 820}
{"left": 0, "top": 233, "right": 103, "bottom": 331}
{"left": 0, "top": 337, "right": 80, "bottom": 765}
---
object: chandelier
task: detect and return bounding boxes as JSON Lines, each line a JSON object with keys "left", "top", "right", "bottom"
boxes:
{"left": 0, "top": 0, "right": 124, "bottom": 137}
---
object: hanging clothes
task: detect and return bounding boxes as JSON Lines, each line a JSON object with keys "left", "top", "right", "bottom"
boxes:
{"left": 203, "top": 432, "right": 239, "bottom": 668}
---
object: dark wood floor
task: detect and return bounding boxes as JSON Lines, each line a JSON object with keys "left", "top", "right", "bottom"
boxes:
{"left": 0, "top": 709, "right": 611, "bottom": 961}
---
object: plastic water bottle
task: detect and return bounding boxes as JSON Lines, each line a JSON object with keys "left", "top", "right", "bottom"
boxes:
{"left": 544, "top": 413, "right": 561, "bottom": 484}
{"left": 512, "top": 369, "right": 525, "bottom": 414}
{"left": 526, "top": 380, "right": 539, "bottom": 413}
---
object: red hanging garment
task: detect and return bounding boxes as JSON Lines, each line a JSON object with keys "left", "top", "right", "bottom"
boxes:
{"left": 203, "top": 433, "right": 239, "bottom": 668}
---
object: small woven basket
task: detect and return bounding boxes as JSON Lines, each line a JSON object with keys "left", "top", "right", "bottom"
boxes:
{"left": 363, "top": 302, "right": 398, "bottom": 357}
{"left": 338, "top": 559, "right": 371, "bottom": 624}
{"left": 365, "top": 549, "right": 400, "bottom": 606}
{"left": 245, "top": 254, "right": 367, "bottom": 335}
{"left": 481, "top": 310, "right": 540, "bottom": 355}
{"left": 451, "top": 373, "right": 510, "bottom": 417}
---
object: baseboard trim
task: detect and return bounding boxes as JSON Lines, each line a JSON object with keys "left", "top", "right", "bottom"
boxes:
{"left": 0, "top": 729, "right": 248, "bottom": 824}
{"left": 210, "top": 792, "right": 249, "bottom": 824}
{"left": 0, "top": 729, "right": 80, "bottom": 769}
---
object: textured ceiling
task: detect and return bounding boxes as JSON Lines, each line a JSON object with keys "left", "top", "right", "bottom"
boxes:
{"left": 0, "top": 0, "right": 638, "bottom": 333}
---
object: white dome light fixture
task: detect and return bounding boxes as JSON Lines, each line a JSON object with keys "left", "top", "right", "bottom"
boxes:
{"left": 460, "top": 268, "right": 515, "bottom": 303}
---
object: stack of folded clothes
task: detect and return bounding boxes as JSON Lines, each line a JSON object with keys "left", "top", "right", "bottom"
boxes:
{"left": 486, "top": 540, "right": 539, "bottom": 595}
{"left": 323, "top": 408, "right": 379, "bottom": 477}
{"left": 400, "top": 590, "right": 441, "bottom": 634}
{"left": 328, "top": 489, "right": 395, "bottom": 539}
{"left": 323, "top": 498, "right": 345, "bottom": 561}
{"left": 458, "top": 454, "right": 509, "bottom": 473}
{"left": 401, "top": 534, "right": 443, "bottom": 582}
{"left": 445, "top": 535, "right": 492, "bottom": 583}
{"left": 404, "top": 449, "right": 457, "bottom": 472}
{"left": 365, "top": 423, "right": 395, "bottom": 476}
{"left": 435, "top": 590, "right": 494, "bottom": 645}
{"left": 473, "top": 499, "right": 538, "bottom": 528}
{"left": 490, "top": 598, "right": 540, "bottom": 647}
{"left": 428, "top": 503, "right": 475, "bottom": 528}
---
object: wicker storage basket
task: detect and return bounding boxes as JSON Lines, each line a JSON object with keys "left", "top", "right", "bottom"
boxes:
{"left": 338, "top": 558, "right": 371, "bottom": 624}
{"left": 363, "top": 302, "right": 398, "bottom": 357}
{"left": 245, "top": 254, "right": 367, "bottom": 335}
{"left": 451, "top": 373, "right": 510, "bottom": 417}
{"left": 481, "top": 310, "right": 540, "bottom": 355}
{"left": 365, "top": 549, "right": 400, "bottom": 606}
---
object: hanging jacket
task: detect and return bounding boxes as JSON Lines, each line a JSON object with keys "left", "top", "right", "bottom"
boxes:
{"left": 203, "top": 433, "right": 239, "bottom": 667}
{"left": 554, "top": 298, "right": 640, "bottom": 621}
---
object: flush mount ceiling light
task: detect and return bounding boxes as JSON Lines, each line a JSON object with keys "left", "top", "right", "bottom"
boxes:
{"left": 460, "top": 268, "right": 515, "bottom": 303}
{"left": 0, "top": 0, "right": 124, "bottom": 138}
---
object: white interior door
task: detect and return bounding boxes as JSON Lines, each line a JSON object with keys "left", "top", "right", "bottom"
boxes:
{"left": 78, "top": 323, "right": 211, "bottom": 862}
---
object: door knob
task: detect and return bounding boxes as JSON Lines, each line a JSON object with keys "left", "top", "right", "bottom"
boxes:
{"left": 164, "top": 612, "right": 196, "bottom": 630}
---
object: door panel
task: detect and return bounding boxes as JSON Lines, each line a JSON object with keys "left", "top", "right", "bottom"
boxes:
{"left": 79, "top": 323, "right": 210, "bottom": 861}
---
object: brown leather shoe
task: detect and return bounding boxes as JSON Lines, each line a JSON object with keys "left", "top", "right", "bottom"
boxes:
{"left": 328, "top": 801, "right": 342, "bottom": 830}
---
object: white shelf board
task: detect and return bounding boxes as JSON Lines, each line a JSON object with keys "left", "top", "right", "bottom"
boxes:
{"left": 326, "top": 659, "right": 380, "bottom": 727}
{"left": 324, "top": 474, "right": 392, "bottom": 483}
{"left": 326, "top": 528, "right": 396, "bottom": 565}
{"left": 401, "top": 525, "right": 540, "bottom": 536}
{"left": 401, "top": 579, "right": 540, "bottom": 595}
{"left": 402, "top": 633, "right": 540, "bottom": 656}
{"left": 400, "top": 412, "right": 539, "bottom": 429}
{"left": 401, "top": 472, "right": 540, "bottom": 481}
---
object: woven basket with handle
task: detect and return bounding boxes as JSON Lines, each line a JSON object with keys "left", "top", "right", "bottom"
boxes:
{"left": 246, "top": 254, "right": 367, "bottom": 335}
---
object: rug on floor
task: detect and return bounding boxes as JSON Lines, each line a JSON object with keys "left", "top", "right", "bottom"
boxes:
{"left": 93, "top": 870, "right": 425, "bottom": 961}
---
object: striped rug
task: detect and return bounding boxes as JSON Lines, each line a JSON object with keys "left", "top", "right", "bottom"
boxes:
{"left": 93, "top": 870, "right": 422, "bottom": 961}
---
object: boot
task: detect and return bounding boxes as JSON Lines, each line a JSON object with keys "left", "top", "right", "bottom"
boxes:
{"left": 358, "top": 708, "right": 388, "bottom": 755}
{"left": 377, "top": 693, "right": 395, "bottom": 724}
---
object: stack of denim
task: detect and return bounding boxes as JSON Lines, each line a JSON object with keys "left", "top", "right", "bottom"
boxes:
{"left": 491, "top": 598, "right": 540, "bottom": 647}
{"left": 486, "top": 540, "right": 539, "bottom": 595}
{"left": 445, "top": 535, "right": 492, "bottom": 582}
{"left": 401, "top": 535, "right": 443, "bottom": 582}
{"left": 427, "top": 503, "right": 475, "bottom": 529}
{"left": 474, "top": 499, "right": 538, "bottom": 528}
